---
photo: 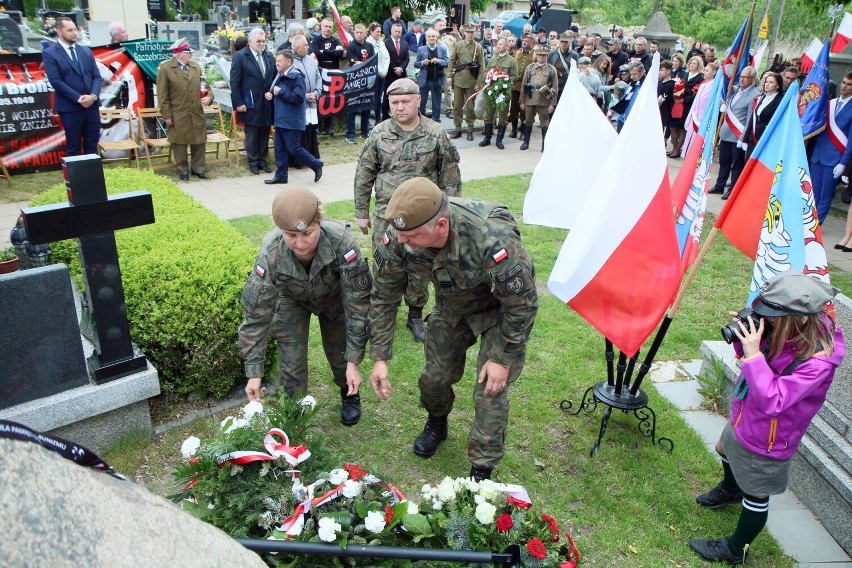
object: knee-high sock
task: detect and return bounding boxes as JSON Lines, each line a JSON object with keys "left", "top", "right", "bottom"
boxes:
{"left": 720, "top": 454, "right": 740, "bottom": 492}
{"left": 728, "top": 494, "right": 769, "bottom": 554}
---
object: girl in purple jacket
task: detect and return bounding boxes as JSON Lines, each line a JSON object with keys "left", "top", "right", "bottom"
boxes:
{"left": 690, "top": 271, "right": 844, "bottom": 564}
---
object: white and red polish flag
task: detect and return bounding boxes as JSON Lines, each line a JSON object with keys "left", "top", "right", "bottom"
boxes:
{"left": 546, "top": 53, "right": 681, "bottom": 357}
{"left": 832, "top": 12, "right": 852, "bottom": 53}
{"left": 801, "top": 37, "right": 824, "bottom": 74}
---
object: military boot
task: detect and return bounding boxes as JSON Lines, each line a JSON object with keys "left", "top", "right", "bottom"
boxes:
{"left": 466, "top": 126, "right": 474, "bottom": 141}
{"left": 495, "top": 126, "right": 506, "bottom": 149}
{"left": 449, "top": 129, "right": 462, "bottom": 139}
{"left": 519, "top": 125, "right": 531, "bottom": 151}
{"left": 478, "top": 123, "right": 492, "bottom": 147}
{"left": 509, "top": 120, "right": 518, "bottom": 138}
{"left": 541, "top": 127, "right": 548, "bottom": 152}
{"left": 470, "top": 465, "right": 492, "bottom": 481}
{"left": 413, "top": 415, "right": 448, "bottom": 457}
{"left": 340, "top": 388, "right": 361, "bottom": 426}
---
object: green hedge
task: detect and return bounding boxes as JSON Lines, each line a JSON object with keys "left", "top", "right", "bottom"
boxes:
{"left": 31, "top": 169, "right": 272, "bottom": 398}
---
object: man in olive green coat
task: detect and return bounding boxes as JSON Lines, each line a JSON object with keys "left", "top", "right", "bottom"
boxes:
{"left": 479, "top": 38, "right": 519, "bottom": 149}
{"left": 368, "top": 177, "right": 538, "bottom": 482}
{"left": 448, "top": 24, "right": 484, "bottom": 141}
{"left": 157, "top": 38, "right": 213, "bottom": 181}
{"left": 519, "top": 45, "right": 558, "bottom": 152}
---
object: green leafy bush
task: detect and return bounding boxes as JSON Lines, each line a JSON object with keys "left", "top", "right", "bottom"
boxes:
{"left": 31, "top": 168, "right": 271, "bottom": 398}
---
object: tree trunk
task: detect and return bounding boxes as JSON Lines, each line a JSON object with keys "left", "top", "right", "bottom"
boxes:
{"left": 768, "top": 0, "right": 785, "bottom": 69}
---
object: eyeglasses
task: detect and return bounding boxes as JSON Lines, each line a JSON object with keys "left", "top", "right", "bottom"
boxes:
{"left": 740, "top": 74, "right": 754, "bottom": 79}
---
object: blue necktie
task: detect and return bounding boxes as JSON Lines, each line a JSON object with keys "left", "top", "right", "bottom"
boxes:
{"left": 69, "top": 45, "right": 82, "bottom": 74}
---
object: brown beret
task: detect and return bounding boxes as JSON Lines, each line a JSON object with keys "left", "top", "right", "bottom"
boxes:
{"left": 385, "top": 177, "right": 446, "bottom": 231}
{"left": 271, "top": 187, "right": 319, "bottom": 232}
{"left": 386, "top": 78, "right": 419, "bottom": 96}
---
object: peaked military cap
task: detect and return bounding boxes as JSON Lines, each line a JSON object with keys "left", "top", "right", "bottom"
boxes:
{"left": 170, "top": 37, "right": 194, "bottom": 54}
{"left": 534, "top": 45, "right": 550, "bottom": 55}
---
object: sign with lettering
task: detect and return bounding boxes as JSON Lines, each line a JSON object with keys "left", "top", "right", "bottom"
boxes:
{"left": 318, "top": 55, "right": 378, "bottom": 118}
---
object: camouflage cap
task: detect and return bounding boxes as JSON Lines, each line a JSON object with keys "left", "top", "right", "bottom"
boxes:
{"left": 272, "top": 187, "right": 319, "bottom": 232}
{"left": 386, "top": 78, "right": 419, "bottom": 96}
{"left": 385, "top": 177, "right": 447, "bottom": 231}
{"left": 534, "top": 45, "right": 550, "bottom": 55}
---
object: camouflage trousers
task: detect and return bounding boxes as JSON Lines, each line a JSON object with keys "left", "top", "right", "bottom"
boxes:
{"left": 372, "top": 216, "right": 429, "bottom": 309}
{"left": 418, "top": 305, "right": 527, "bottom": 469}
{"left": 452, "top": 85, "right": 476, "bottom": 129}
{"left": 270, "top": 297, "right": 348, "bottom": 396}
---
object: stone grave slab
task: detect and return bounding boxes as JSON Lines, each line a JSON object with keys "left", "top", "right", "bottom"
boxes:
{"left": 0, "top": 14, "right": 25, "bottom": 53}
{"left": 157, "top": 21, "right": 204, "bottom": 51}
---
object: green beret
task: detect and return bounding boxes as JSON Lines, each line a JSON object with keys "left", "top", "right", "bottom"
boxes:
{"left": 386, "top": 78, "right": 419, "bottom": 96}
{"left": 385, "top": 177, "right": 446, "bottom": 231}
{"left": 272, "top": 187, "right": 319, "bottom": 232}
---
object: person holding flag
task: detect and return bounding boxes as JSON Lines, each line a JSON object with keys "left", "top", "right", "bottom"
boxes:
{"left": 709, "top": 66, "right": 758, "bottom": 198}
{"left": 809, "top": 71, "right": 852, "bottom": 224}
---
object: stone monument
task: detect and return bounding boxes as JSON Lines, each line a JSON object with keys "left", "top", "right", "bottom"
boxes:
{"left": 640, "top": 12, "right": 680, "bottom": 57}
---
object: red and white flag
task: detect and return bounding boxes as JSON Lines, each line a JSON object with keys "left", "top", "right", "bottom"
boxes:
{"left": 524, "top": 60, "right": 617, "bottom": 230}
{"left": 832, "top": 12, "right": 852, "bottom": 53}
{"left": 752, "top": 41, "right": 768, "bottom": 74}
{"left": 801, "top": 38, "right": 824, "bottom": 74}
{"left": 546, "top": 53, "right": 681, "bottom": 357}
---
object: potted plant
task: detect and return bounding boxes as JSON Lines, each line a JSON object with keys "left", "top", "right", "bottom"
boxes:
{"left": 0, "top": 248, "right": 20, "bottom": 274}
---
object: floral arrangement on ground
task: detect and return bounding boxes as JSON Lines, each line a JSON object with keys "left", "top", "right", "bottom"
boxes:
{"left": 483, "top": 67, "right": 513, "bottom": 111}
{"left": 173, "top": 394, "right": 582, "bottom": 567}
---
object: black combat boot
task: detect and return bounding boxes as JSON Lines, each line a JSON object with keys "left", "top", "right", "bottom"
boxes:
{"left": 541, "top": 126, "right": 548, "bottom": 152}
{"left": 495, "top": 126, "right": 506, "bottom": 149}
{"left": 478, "top": 123, "right": 492, "bottom": 147}
{"left": 519, "top": 125, "right": 531, "bottom": 150}
{"left": 509, "top": 120, "right": 518, "bottom": 138}
{"left": 466, "top": 126, "right": 474, "bottom": 141}
{"left": 470, "top": 465, "right": 492, "bottom": 481}
{"left": 340, "top": 388, "right": 361, "bottom": 426}
{"left": 413, "top": 415, "right": 448, "bottom": 457}
{"left": 450, "top": 129, "right": 462, "bottom": 139}
{"left": 407, "top": 307, "right": 426, "bottom": 342}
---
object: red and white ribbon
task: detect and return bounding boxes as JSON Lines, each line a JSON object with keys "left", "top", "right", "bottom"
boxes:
{"left": 217, "top": 428, "right": 311, "bottom": 468}
{"left": 463, "top": 67, "right": 511, "bottom": 109}
{"left": 827, "top": 98, "right": 848, "bottom": 154}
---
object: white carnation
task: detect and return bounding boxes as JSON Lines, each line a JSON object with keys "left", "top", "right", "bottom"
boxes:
{"left": 341, "top": 479, "right": 362, "bottom": 498}
{"left": 364, "top": 510, "right": 386, "bottom": 534}
{"left": 328, "top": 468, "right": 349, "bottom": 485}
{"left": 474, "top": 494, "right": 485, "bottom": 505}
{"left": 421, "top": 484, "right": 432, "bottom": 495}
{"left": 241, "top": 400, "right": 264, "bottom": 420}
{"left": 436, "top": 477, "right": 457, "bottom": 502}
{"left": 318, "top": 517, "right": 341, "bottom": 542}
{"left": 475, "top": 501, "right": 497, "bottom": 525}
{"left": 180, "top": 436, "right": 200, "bottom": 458}
{"left": 299, "top": 395, "right": 317, "bottom": 409}
{"left": 432, "top": 500, "right": 443, "bottom": 510}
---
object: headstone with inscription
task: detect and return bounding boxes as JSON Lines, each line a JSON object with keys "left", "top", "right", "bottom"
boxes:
{"left": 0, "top": 15, "right": 25, "bottom": 53}
{"left": 156, "top": 21, "right": 204, "bottom": 52}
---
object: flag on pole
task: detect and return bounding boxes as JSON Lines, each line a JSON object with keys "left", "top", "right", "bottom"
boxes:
{"left": 722, "top": 16, "right": 754, "bottom": 94}
{"left": 752, "top": 41, "right": 768, "bottom": 73}
{"left": 672, "top": 72, "right": 725, "bottom": 274}
{"left": 326, "top": 0, "right": 350, "bottom": 47}
{"left": 524, "top": 60, "right": 617, "bottom": 230}
{"left": 832, "top": 12, "right": 852, "bottom": 53}
{"left": 546, "top": 53, "right": 681, "bottom": 357}
{"left": 801, "top": 38, "right": 824, "bottom": 74}
{"left": 799, "top": 39, "right": 831, "bottom": 140}
{"left": 758, "top": 13, "right": 769, "bottom": 39}
{"left": 714, "top": 81, "right": 829, "bottom": 305}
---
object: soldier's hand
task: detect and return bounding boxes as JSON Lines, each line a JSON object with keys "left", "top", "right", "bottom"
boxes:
{"left": 478, "top": 359, "right": 509, "bottom": 397}
{"left": 245, "top": 378, "right": 266, "bottom": 402}
{"left": 370, "top": 361, "right": 392, "bottom": 399}
{"left": 165, "top": 117, "right": 173, "bottom": 126}
{"left": 345, "top": 362, "right": 362, "bottom": 396}
{"left": 356, "top": 218, "right": 372, "bottom": 235}
{"left": 519, "top": 103, "right": 525, "bottom": 111}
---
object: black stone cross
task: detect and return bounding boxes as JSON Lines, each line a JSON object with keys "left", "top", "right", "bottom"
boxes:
{"left": 21, "top": 155, "right": 155, "bottom": 384}
{"left": 609, "top": 24, "right": 618, "bottom": 38}
{"left": 159, "top": 23, "right": 176, "bottom": 40}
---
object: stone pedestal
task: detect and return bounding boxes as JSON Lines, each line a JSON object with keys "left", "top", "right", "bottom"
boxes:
{"left": 641, "top": 12, "right": 680, "bottom": 58}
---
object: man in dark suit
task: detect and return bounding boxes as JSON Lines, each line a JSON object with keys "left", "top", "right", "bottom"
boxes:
{"left": 42, "top": 17, "right": 102, "bottom": 156}
{"left": 810, "top": 71, "right": 852, "bottom": 223}
{"left": 231, "top": 27, "right": 276, "bottom": 175}
{"left": 382, "top": 22, "right": 409, "bottom": 120}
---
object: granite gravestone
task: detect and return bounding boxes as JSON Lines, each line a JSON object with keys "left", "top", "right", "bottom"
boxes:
{"left": 0, "top": 264, "right": 89, "bottom": 410}
{"left": 0, "top": 15, "right": 25, "bottom": 52}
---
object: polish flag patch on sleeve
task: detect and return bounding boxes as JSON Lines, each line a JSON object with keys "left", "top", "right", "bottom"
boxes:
{"left": 382, "top": 232, "right": 389, "bottom": 246}
{"left": 492, "top": 248, "right": 508, "bottom": 263}
{"left": 344, "top": 249, "right": 358, "bottom": 263}
{"left": 255, "top": 264, "right": 266, "bottom": 278}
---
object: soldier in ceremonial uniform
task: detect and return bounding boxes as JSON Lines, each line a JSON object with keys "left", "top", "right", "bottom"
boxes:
{"left": 239, "top": 188, "right": 371, "bottom": 426}
{"left": 157, "top": 37, "right": 214, "bottom": 181}
{"left": 354, "top": 78, "right": 461, "bottom": 342}
{"left": 479, "top": 38, "right": 519, "bottom": 149}
{"left": 508, "top": 33, "right": 535, "bottom": 139}
{"left": 519, "top": 45, "right": 558, "bottom": 151}
{"left": 367, "top": 178, "right": 538, "bottom": 482}
{"left": 448, "top": 23, "right": 485, "bottom": 141}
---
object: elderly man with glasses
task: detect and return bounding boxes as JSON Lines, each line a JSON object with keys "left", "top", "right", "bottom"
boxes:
{"left": 709, "top": 66, "right": 757, "bottom": 199}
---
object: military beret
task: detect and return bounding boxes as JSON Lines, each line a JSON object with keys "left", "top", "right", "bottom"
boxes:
{"left": 534, "top": 45, "right": 550, "bottom": 55}
{"left": 752, "top": 271, "right": 839, "bottom": 317}
{"left": 385, "top": 177, "right": 447, "bottom": 231}
{"left": 170, "top": 37, "right": 194, "bottom": 54}
{"left": 462, "top": 24, "right": 476, "bottom": 32}
{"left": 386, "top": 78, "right": 419, "bottom": 96}
{"left": 272, "top": 187, "right": 319, "bottom": 232}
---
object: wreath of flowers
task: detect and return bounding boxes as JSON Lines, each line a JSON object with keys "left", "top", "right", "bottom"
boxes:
{"left": 483, "top": 66, "right": 513, "bottom": 111}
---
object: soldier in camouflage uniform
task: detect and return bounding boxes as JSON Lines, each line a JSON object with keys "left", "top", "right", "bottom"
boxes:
{"left": 448, "top": 24, "right": 484, "bottom": 141}
{"left": 519, "top": 45, "right": 559, "bottom": 152}
{"left": 479, "top": 38, "right": 519, "bottom": 150}
{"left": 368, "top": 178, "right": 538, "bottom": 482}
{"left": 354, "top": 78, "right": 461, "bottom": 343}
{"left": 239, "top": 187, "right": 371, "bottom": 426}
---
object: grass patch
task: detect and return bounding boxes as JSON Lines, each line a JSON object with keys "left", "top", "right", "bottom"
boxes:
{"left": 113, "top": 173, "right": 798, "bottom": 566}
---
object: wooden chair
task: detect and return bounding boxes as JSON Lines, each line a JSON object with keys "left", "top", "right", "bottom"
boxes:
{"left": 97, "top": 108, "right": 141, "bottom": 169}
{"left": 0, "top": 158, "right": 11, "bottom": 187}
{"left": 137, "top": 107, "right": 173, "bottom": 170}
{"left": 203, "top": 104, "right": 231, "bottom": 165}
{"left": 230, "top": 112, "right": 246, "bottom": 166}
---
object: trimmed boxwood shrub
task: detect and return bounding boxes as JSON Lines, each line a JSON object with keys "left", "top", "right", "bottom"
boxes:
{"left": 31, "top": 169, "right": 273, "bottom": 398}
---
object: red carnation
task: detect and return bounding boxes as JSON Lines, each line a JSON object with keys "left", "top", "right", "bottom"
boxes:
{"left": 527, "top": 537, "right": 547, "bottom": 559}
{"left": 541, "top": 514, "right": 560, "bottom": 542}
{"left": 384, "top": 505, "right": 394, "bottom": 524}
{"left": 507, "top": 496, "right": 532, "bottom": 509}
{"left": 495, "top": 513, "right": 514, "bottom": 533}
{"left": 343, "top": 463, "right": 367, "bottom": 481}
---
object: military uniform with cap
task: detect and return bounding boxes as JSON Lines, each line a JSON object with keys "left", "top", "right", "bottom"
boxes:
{"left": 508, "top": 35, "right": 535, "bottom": 139}
{"left": 448, "top": 24, "right": 485, "bottom": 140}
{"left": 156, "top": 38, "right": 213, "bottom": 180}
{"left": 368, "top": 178, "right": 538, "bottom": 479}
{"left": 519, "top": 45, "right": 558, "bottom": 151}
{"left": 478, "top": 44, "right": 519, "bottom": 149}
{"left": 239, "top": 188, "right": 371, "bottom": 425}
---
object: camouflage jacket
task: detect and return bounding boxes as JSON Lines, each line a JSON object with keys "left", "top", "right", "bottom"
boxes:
{"left": 369, "top": 198, "right": 538, "bottom": 367}
{"left": 354, "top": 117, "right": 461, "bottom": 221}
{"left": 238, "top": 220, "right": 371, "bottom": 377}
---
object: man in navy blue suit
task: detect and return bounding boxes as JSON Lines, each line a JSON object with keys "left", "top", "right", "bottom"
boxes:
{"left": 230, "top": 27, "right": 276, "bottom": 175}
{"left": 42, "top": 17, "right": 102, "bottom": 156}
{"left": 810, "top": 71, "right": 852, "bottom": 223}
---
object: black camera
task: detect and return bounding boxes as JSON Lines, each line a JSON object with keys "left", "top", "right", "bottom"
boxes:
{"left": 720, "top": 307, "right": 765, "bottom": 344}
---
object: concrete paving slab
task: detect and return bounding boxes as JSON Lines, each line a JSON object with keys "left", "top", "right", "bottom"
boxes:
{"left": 653, "top": 380, "right": 705, "bottom": 411}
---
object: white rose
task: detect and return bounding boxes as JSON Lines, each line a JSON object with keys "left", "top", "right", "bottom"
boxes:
{"left": 328, "top": 468, "right": 349, "bottom": 485}
{"left": 437, "top": 477, "right": 457, "bottom": 502}
{"left": 406, "top": 501, "right": 419, "bottom": 514}
{"left": 464, "top": 478, "right": 480, "bottom": 492}
{"left": 318, "top": 517, "right": 341, "bottom": 542}
{"left": 478, "top": 479, "right": 498, "bottom": 500}
{"left": 241, "top": 400, "right": 264, "bottom": 420}
{"left": 180, "top": 436, "right": 200, "bottom": 458}
{"left": 299, "top": 395, "right": 317, "bottom": 409}
{"left": 432, "top": 500, "right": 443, "bottom": 510}
{"left": 364, "top": 510, "right": 386, "bottom": 534}
{"left": 475, "top": 502, "right": 497, "bottom": 525}
{"left": 341, "top": 479, "right": 362, "bottom": 498}
{"left": 474, "top": 494, "right": 485, "bottom": 505}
